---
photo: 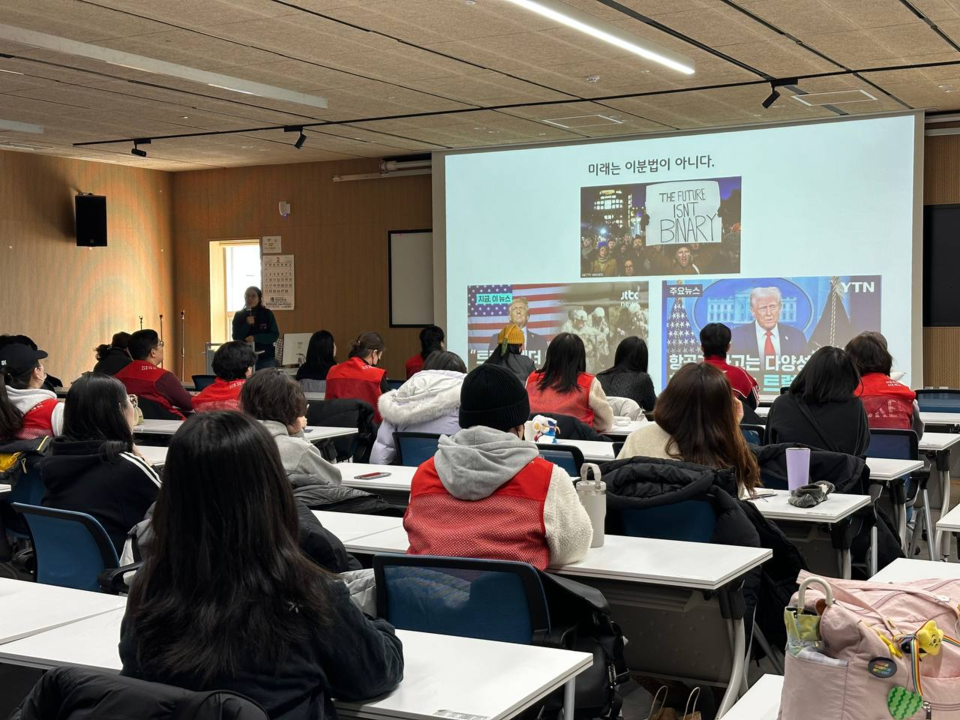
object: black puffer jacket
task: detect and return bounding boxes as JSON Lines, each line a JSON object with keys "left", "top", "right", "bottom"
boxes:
{"left": 11, "top": 666, "right": 267, "bottom": 720}
{"left": 307, "top": 399, "right": 377, "bottom": 463}
{"left": 752, "top": 442, "right": 869, "bottom": 494}
{"left": 532, "top": 412, "right": 611, "bottom": 442}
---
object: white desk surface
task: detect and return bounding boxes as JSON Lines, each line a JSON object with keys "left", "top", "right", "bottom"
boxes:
{"left": 722, "top": 674, "right": 783, "bottom": 720}
{"left": 871, "top": 558, "right": 960, "bottom": 584}
{"left": 0, "top": 483, "right": 10, "bottom": 497}
{"left": 554, "top": 439, "right": 616, "bottom": 462}
{"left": 134, "top": 419, "right": 357, "bottom": 443}
{"left": 758, "top": 394, "right": 778, "bottom": 406}
{"left": 340, "top": 464, "right": 417, "bottom": 493}
{"left": 601, "top": 421, "right": 644, "bottom": 437}
{"left": 748, "top": 489, "right": 870, "bottom": 523}
{"left": 755, "top": 406, "right": 770, "bottom": 419}
{"left": 0, "top": 578, "right": 126, "bottom": 645}
{"left": 920, "top": 431, "right": 960, "bottom": 452}
{"left": 920, "top": 412, "right": 960, "bottom": 426}
{"left": 304, "top": 392, "right": 325, "bottom": 402}
{"left": 313, "top": 510, "right": 403, "bottom": 542}
{"left": 341, "top": 526, "right": 771, "bottom": 592}
{"left": 132, "top": 419, "right": 183, "bottom": 435}
{"left": 866, "top": 457, "right": 925, "bottom": 481}
{"left": 135, "top": 445, "right": 167, "bottom": 468}
{"left": 0, "top": 611, "right": 592, "bottom": 720}
{"left": 936, "top": 503, "right": 960, "bottom": 534}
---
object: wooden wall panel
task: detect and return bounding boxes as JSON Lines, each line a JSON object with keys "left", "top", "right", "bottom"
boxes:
{"left": 171, "top": 158, "right": 433, "bottom": 379}
{"left": 0, "top": 150, "right": 174, "bottom": 383}
{"left": 924, "top": 328, "right": 960, "bottom": 388}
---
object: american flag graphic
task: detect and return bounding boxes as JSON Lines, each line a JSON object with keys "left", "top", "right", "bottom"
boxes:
{"left": 666, "top": 296, "right": 701, "bottom": 356}
{"left": 467, "top": 284, "right": 569, "bottom": 351}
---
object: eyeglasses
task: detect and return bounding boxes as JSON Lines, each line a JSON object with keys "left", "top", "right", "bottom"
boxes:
{"left": 157, "top": 341, "right": 165, "bottom": 348}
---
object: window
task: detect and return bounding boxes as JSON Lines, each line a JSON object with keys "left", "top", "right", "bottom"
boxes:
{"left": 209, "top": 240, "right": 261, "bottom": 343}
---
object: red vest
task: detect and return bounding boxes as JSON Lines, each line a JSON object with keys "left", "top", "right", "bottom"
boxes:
{"left": 115, "top": 361, "right": 183, "bottom": 419}
{"left": 404, "top": 456, "right": 553, "bottom": 570}
{"left": 325, "top": 357, "right": 387, "bottom": 423}
{"left": 193, "top": 378, "right": 245, "bottom": 413}
{"left": 704, "top": 355, "right": 759, "bottom": 402}
{"left": 856, "top": 372, "right": 916, "bottom": 430}
{"left": 525, "top": 372, "right": 595, "bottom": 426}
{"left": 404, "top": 354, "right": 424, "bottom": 379}
{"left": 17, "top": 398, "right": 58, "bottom": 440}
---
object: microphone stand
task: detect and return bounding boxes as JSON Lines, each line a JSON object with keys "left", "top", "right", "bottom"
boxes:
{"left": 158, "top": 314, "right": 164, "bottom": 368}
{"left": 139, "top": 316, "right": 143, "bottom": 331}
{"left": 180, "top": 310, "right": 186, "bottom": 382}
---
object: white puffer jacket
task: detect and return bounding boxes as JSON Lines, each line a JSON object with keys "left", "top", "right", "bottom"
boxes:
{"left": 370, "top": 370, "right": 464, "bottom": 465}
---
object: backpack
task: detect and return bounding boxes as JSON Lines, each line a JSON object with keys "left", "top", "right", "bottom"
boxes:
{"left": 781, "top": 572, "right": 960, "bottom": 719}
{"left": 0, "top": 436, "right": 50, "bottom": 559}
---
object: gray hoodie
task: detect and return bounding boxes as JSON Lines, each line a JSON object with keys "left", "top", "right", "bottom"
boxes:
{"left": 7, "top": 386, "right": 64, "bottom": 437}
{"left": 261, "top": 420, "right": 341, "bottom": 487}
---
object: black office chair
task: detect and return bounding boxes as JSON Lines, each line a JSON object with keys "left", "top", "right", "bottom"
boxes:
{"left": 191, "top": 374, "right": 217, "bottom": 390}
{"left": 536, "top": 444, "right": 584, "bottom": 476}
{"left": 386, "top": 379, "right": 404, "bottom": 391}
{"left": 135, "top": 396, "right": 181, "bottom": 421}
{"left": 613, "top": 441, "right": 624, "bottom": 457}
{"left": 779, "top": 386, "right": 790, "bottom": 395}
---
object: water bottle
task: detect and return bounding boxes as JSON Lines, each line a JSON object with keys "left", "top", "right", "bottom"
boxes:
{"left": 576, "top": 463, "right": 606, "bottom": 548}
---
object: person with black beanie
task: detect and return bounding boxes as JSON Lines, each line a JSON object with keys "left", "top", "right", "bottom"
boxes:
{"left": 403, "top": 364, "right": 593, "bottom": 570}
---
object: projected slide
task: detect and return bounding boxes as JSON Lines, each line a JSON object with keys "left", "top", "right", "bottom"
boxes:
{"left": 662, "top": 276, "right": 882, "bottom": 393}
{"left": 467, "top": 282, "right": 649, "bottom": 374}
{"left": 581, "top": 176, "right": 742, "bottom": 277}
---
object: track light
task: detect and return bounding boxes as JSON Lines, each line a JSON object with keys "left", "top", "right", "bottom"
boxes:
{"left": 131, "top": 138, "right": 150, "bottom": 157}
{"left": 760, "top": 78, "right": 799, "bottom": 110}
{"left": 285, "top": 125, "right": 307, "bottom": 150}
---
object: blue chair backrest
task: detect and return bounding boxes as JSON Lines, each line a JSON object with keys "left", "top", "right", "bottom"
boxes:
{"left": 387, "top": 379, "right": 404, "bottom": 391}
{"left": 866, "top": 429, "right": 919, "bottom": 461}
{"left": 12, "top": 503, "right": 119, "bottom": 592}
{"left": 373, "top": 554, "right": 549, "bottom": 645}
{"left": 394, "top": 432, "right": 441, "bottom": 467}
{"left": 916, "top": 389, "right": 960, "bottom": 413}
{"left": 9, "top": 466, "right": 44, "bottom": 506}
{"left": 741, "top": 424, "right": 766, "bottom": 446}
{"left": 191, "top": 374, "right": 217, "bottom": 390}
{"left": 616, "top": 500, "right": 717, "bottom": 543}
{"left": 537, "top": 444, "right": 583, "bottom": 476}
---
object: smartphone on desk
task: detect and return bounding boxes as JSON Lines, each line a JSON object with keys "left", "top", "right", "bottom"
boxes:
{"left": 752, "top": 490, "right": 778, "bottom": 499}
{"left": 355, "top": 471, "right": 391, "bottom": 480}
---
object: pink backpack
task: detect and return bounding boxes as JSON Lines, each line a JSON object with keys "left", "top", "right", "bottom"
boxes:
{"left": 780, "top": 572, "right": 960, "bottom": 719}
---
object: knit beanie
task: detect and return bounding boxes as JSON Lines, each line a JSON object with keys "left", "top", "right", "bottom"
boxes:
{"left": 459, "top": 364, "right": 530, "bottom": 432}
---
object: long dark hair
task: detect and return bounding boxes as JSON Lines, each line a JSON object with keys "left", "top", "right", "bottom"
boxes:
{"left": 62, "top": 374, "right": 134, "bottom": 459}
{"left": 789, "top": 346, "right": 861, "bottom": 404}
{"left": 95, "top": 332, "right": 131, "bottom": 362}
{"left": 0, "top": 381, "right": 23, "bottom": 440}
{"left": 599, "top": 336, "right": 649, "bottom": 376}
{"left": 298, "top": 330, "right": 336, "bottom": 380}
{"left": 419, "top": 325, "right": 444, "bottom": 360}
{"left": 654, "top": 363, "right": 761, "bottom": 492}
{"left": 124, "top": 412, "right": 329, "bottom": 684}
{"left": 537, "top": 333, "right": 587, "bottom": 394}
{"left": 423, "top": 350, "right": 466, "bottom": 373}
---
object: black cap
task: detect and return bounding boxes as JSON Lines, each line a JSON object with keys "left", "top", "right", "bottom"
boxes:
{"left": 459, "top": 364, "right": 530, "bottom": 432}
{"left": 0, "top": 343, "right": 47, "bottom": 377}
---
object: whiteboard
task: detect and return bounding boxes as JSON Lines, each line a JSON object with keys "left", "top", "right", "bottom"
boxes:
{"left": 389, "top": 230, "right": 434, "bottom": 327}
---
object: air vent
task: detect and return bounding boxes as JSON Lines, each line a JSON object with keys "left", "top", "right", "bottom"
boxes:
{"left": 541, "top": 114, "right": 625, "bottom": 129}
{"left": 792, "top": 89, "right": 877, "bottom": 107}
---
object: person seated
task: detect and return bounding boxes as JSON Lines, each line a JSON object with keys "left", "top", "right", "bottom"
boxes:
{"left": 39, "top": 373, "right": 159, "bottom": 555}
{"left": 93, "top": 332, "right": 133, "bottom": 376}
{"left": 0, "top": 343, "right": 64, "bottom": 440}
{"left": 483, "top": 324, "right": 536, "bottom": 384}
{"left": 0, "top": 335, "right": 63, "bottom": 391}
{"left": 766, "top": 346, "right": 870, "bottom": 456}
{"left": 119, "top": 412, "right": 403, "bottom": 719}
{"left": 404, "top": 364, "right": 593, "bottom": 570}
{"left": 846, "top": 331, "right": 923, "bottom": 437}
{"left": 618, "top": 362, "right": 761, "bottom": 498}
{"left": 295, "top": 330, "right": 337, "bottom": 394}
{"left": 371, "top": 351, "right": 466, "bottom": 465}
{"left": 241, "top": 368, "right": 341, "bottom": 486}
{"left": 325, "top": 332, "right": 389, "bottom": 424}
{"left": 699, "top": 322, "right": 760, "bottom": 410}
{"left": 193, "top": 341, "right": 256, "bottom": 413}
{"left": 115, "top": 330, "right": 193, "bottom": 419}
{"left": 596, "top": 336, "right": 657, "bottom": 412}
{"left": 404, "top": 325, "right": 444, "bottom": 379}
{"left": 526, "top": 333, "right": 614, "bottom": 432}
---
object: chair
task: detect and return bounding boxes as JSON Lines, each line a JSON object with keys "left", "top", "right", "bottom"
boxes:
{"left": 12, "top": 503, "right": 122, "bottom": 593}
{"left": 915, "top": 389, "right": 960, "bottom": 413}
{"left": 374, "top": 554, "right": 550, "bottom": 645}
{"left": 741, "top": 423, "right": 766, "bottom": 446}
{"left": 393, "top": 432, "right": 441, "bottom": 467}
{"left": 614, "top": 500, "right": 717, "bottom": 543}
{"left": 307, "top": 399, "right": 376, "bottom": 463}
{"left": 537, "top": 443, "right": 584, "bottom": 476}
{"left": 386, "top": 379, "right": 404, "bottom": 391}
{"left": 136, "top": 396, "right": 181, "bottom": 420}
{"left": 191, "top": 374, "right": 217, "bottom": 390}
{"left": 613, "top": 441, "right": 624, "bottom": 457}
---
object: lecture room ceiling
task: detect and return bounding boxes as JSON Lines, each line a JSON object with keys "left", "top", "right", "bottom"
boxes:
{"left": 0, "top": 0, "right": 956, "bottom": 170}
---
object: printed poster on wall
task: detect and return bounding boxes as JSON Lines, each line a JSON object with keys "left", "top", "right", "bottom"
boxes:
{"left": 263, "top": 254, "right": 295, "bottom": 310}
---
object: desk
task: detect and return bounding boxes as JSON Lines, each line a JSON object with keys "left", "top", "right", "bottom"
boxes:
{"left": 0, "top": 578, "right": 126, "bottom": 645}
{"left": 920, "top": 411, "right": 960, "bottom": 429}
{"left": 919, "top": 432, "right": 960, "bottom": 560}
{"left": 339, "top": 523, "right": 770, "bottom": 716}
{"left": 554, "top": 439, "right": 616, "bottom": 463}
{"left": 722, "top": 673, "right": 783, "bottom": 720}
{"left": 872, "top": 558, "right": 960, "bottom": 584}
{"left": 134, "top": 420, "right": 357, "bottom": 446}
{"left": 754, "top": 406, "right": 770, "bottom": 419}
{"left": 600, "top": 421, "right": 644, "bottom": 438}
{"left": 0, "top": 610, "right": 592, "bottom": 720}
{"left": 312, "top": 510, "right": 402, "bottom": 543}
{"left": 340, "top": 464, "right": 417, "bottom": 504}
{"left": 757, "top": 394, "right": 777, "bottom": 407}
{"left": 304, "top": 391, "right": 325, "bottom": 402}
{"left": 748, "top": 489, "right": 871, "bottom": 579}
{"left": 135, "top": 445, "right": 167, "bottom": 468}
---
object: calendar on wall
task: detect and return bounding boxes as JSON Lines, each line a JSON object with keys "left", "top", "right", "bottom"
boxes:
{"left": 263, "top": 254, "right": 295, "bottom": 310}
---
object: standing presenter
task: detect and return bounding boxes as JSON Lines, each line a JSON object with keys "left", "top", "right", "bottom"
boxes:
{"left": 232, "top": 286, "right": 279, "bottom": 371}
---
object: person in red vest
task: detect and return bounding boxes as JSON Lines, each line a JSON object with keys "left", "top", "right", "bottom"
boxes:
{"left": 525, "top": 333, "right": 614, "bottom": 432}
{"left": 115, "top": 330, "right": 193, "bottom": 420}
{"left": 404, "top": 364, "right": 593, "bottom": 570}
{"left": 404, "top": 325, "right": 444, "bottom": 379}
{"left": 325, "top": 332, "right": 389, "bottom": 423}
{"left": 193, "top": 341, "right": 256, "bottom": 413}
{"left": 0, "top": 343, "right": 64, "bottom": 440}
{"left": 846, "top": 331, "right": 923, "bottom": 436}
{"left": 700, "top": 323, "right": 760, "bottom": 410}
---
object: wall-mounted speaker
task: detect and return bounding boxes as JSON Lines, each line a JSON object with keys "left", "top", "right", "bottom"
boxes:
{"left": 75, "top": 194, "right": 107, "bottom": 247}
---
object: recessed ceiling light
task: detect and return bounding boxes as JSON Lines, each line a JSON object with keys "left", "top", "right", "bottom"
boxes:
{"left": 0, "top": 118, "right": 42, "bottom": 133}
{"left": 180, "top": 115, "right": 189, "bottom": 119}
{"left": 0, "top": 68, "right": 23, "bottom": 75}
